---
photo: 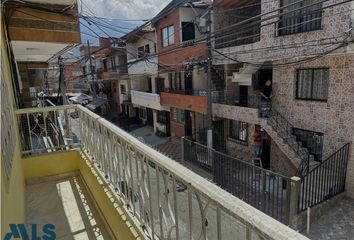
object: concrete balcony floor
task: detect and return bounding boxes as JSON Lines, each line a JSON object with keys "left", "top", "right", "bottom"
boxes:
{"left": 26, "top": 173, "right": 111, "bottom": 240}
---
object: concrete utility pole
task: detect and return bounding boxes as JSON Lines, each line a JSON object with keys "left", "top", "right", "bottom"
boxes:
{"left": 87, "top": 40, "right": 97, "bottom": 99}
{"left": 58, "top": 56, "right": 67, "bottom": 105}
{"left": 206, "top": 8, "right": 213, "bottom": 148}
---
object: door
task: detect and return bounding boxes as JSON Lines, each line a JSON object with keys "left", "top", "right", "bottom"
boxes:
{"left": 146, "top": 108, "right": 153, "bottom": 126}
{"left": 147, "top": 77, "right": 152, "bottom": 93}
{"left": 261, "top": 130, "right": 271, "bottom": 170}
{"left": 185, "top": 110, "right": 193, "bottom": 137}
{"left": 156, "top": 77, "right": 165, "bottom": 94}
{"left": 184, "top": 65, "right": 193, "bottom": 95}
{"left": 213, "top": 120, "right": 225, "bottom": 151}
{"left": 239, "top": 86, "right": 248, "bottom": 107}
{"left": 165, "top": 112, "right": 171, "bottom": 137}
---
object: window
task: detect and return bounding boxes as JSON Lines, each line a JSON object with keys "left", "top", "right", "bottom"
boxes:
{"left": 169, "top": 72, "right": 184, "bottom": 92}
{"left": 82, "top": 66, "right": 86, "bottom": 75}
{"left": 296, "top": 68, "right": 329, "bottom": 101}
{"left": 182, "top": 22, "right": 196, "bottom": 42}
{"left": 139, "top": 108, "right": 147, "bottom": 119}
{"left": 137, "top": 46, "right": 145, "bottom": 58}
{"left": 171, "top": 108, "right": 185, "bottom": 124}
{"left": 278, "top": 0, "right": 322, "bottom": 36}
{"left": 103, "top": 59, "right": 108, "bottom": 72}
{"left": 137, "top": 44, "right": 150, "bottom": 59}
{"left": 162, "top": 25, "right": 174, "bottom": 47}
{"left": 229, "top": 120, "right": 248, "bottom": 143}
{"left": 144, "top": 44, "right": 150, "bottom": 54}
{"left": 110, "top": 56, "right": 116, "bottom": 70}
{"left": 157, "top": 111, "right": 168, "bottom": 124}
{"left": 293, "top": 128, "right": 323, "bottom": 161}
{"left": 120, "top": 84, "right": 127, "bottom": 95}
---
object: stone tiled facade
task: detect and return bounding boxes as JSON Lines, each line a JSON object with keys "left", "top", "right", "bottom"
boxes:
{"left": 213, "top": 0, "right": 353, "bottom": 64}
{"left": 273, "top": 54, "right": 354, "bottom": 159}
{"left": 212, "top": 0, "right": 354, "bottom": 182}
{"left": 213, "top": 103, "right": 260, "bottom": 125}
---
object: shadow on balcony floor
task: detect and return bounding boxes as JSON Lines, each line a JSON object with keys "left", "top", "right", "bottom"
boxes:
{"left": 26, "top": 174, "right": 111, "bottom": 240}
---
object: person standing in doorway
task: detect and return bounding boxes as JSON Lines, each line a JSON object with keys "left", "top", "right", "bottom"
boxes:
{"left": 253, "top": 126, "right": 263, "bottom": 158}
{"left": 260, "top": 80, "right": 272, "bottom": 118}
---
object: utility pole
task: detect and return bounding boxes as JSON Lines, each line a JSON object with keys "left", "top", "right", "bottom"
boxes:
{"left": 206, "top": 8, "right": 213, "bottom": 148}
{"left": 87, "top": 40, "right": 97, "bottom": 99}
{"left": 58, "top": 56, "right": 67, "bottom": 105}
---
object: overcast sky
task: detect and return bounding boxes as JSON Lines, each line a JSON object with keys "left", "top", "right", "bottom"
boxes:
{"left": 82, "top": 0, "right": 172, "bottom": 20}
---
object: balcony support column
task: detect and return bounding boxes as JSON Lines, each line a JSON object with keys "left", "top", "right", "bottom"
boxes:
{"left": 288, "top": 176, "right": 301, "bottom": 229}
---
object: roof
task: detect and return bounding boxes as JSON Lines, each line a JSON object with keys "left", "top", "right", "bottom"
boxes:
{"left": 150, "top": 0, "right": 210, "bottom": 26}
{"left": 122, "top": 22, "right": 155, "bottom": 43}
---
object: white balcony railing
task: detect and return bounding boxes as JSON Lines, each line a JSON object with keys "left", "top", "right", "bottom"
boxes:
{"left": 15, "top": 105, "right": 308, "bottom": 240}
{"left": 131, "top": 90, "right": 168, "bottom": 111}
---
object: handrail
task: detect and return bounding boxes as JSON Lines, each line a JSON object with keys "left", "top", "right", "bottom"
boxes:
{"left": 298, "top": 142, "right": 351, "bottom": 212}
{"left": 16, "top": 104, "right": 307, "bottom": 240}
{"left": 308, "top": 143, "right": 351, "bottom": 174}
{"left": 183, "top": 137, "right": 293, "bottom": 224}
{"left": 268, "top": 109, "right": 310, "bottom": 177}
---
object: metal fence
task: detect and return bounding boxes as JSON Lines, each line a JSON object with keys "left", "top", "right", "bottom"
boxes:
{"left": 16, "top": 105, "right": 307, "bottom": 240}
{"left": 183, "top": 137, "right": 293, "bottom": 224}
{"left": 16, "top": 105, "right": 81, "bottom": 155}
{"left": 298, "top": 143, "right": 351, "bottom": 212}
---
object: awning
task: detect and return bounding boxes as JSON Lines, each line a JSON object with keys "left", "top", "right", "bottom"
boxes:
{"left": 86, "top": 98, "right": 108, "bottom": 110}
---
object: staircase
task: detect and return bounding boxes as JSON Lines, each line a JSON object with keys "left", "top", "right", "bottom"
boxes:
{"left": 232, "top": 63, "right": 261, "bottom": 86}
{"left": 261, "top": 110, "right": 320, "bottom": 177}
{"left": 259, "top": 109, "right": 351, "bottom": 212}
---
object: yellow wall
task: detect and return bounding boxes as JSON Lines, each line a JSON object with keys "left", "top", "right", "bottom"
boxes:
{"left": 22, "top": 151, "right": 81, "bottom": 179}
{"left": 1, "top": 5, "right": 26, "bottom": 237}
{"left": 22, "top": 151, "right": 141, "bottom": 240}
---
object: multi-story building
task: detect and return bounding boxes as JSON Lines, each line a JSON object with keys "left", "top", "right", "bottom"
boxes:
{"left": 211, "top": 0, "right": 354, "bottom": 210}
{"left": 80, "top": 37, "right": 128, "bottom": 116}
{"left": 151, "top": 0, "right": 210, "bottom": 140}
{"left": 124, "top": 22, "right": 171, "bottom": 135}
{"left": 1, "top": 1, "right": 308, "bottom": 240}
{"left": 6, "top": 1, "right": 80, "bottom": 107}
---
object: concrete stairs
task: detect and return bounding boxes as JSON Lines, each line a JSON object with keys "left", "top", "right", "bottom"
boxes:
{"left": 259, "top": 111, "right": 320, "bottom": 176}
{"left": 232, "top": 64, "right": 260, "bottom": 86}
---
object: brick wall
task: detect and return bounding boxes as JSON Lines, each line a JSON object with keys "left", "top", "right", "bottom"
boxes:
{"left": 155, "top": 7, "right": 207, "bottom": 69}
{"left": 161, "top": 92, "right": 207, "bottom": 113}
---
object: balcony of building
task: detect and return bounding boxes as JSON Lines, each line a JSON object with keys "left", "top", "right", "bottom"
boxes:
{"left": 2, "top": 104, "right": 309, "bottom": 240}
{"left": 160, "top": 90, "right": 207, "bottom": 113}
{"left": 131, "top": 90, "right": 169, "bottom": 111}
{"left": 212, "top": 90, "right": 261, "bottom": 124}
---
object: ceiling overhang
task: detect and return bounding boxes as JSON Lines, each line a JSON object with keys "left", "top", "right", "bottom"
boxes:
{"left": 12, "top": 41, "right": 75, "bottom": 62}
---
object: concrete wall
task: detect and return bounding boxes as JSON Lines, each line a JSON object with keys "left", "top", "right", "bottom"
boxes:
{"left": 1, "top": 24, "right": 26, "bottom": 238}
